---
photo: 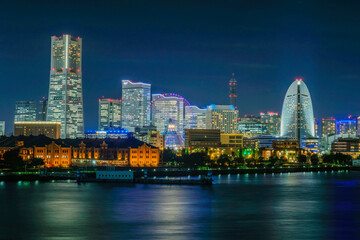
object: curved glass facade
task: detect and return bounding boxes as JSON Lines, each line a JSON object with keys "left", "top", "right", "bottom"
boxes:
{"left": 280, "top": 79, "right": 315, "bottom": 140}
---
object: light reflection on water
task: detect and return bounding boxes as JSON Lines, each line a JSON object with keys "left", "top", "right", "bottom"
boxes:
{"left": 0, "top": 171, "right": 359, "bottom": 239}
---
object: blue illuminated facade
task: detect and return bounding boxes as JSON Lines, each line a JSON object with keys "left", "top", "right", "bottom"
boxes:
{"left": 85, "top": 129, "right": 130, "bottom": 139}
{"left": 336, "top": 120, "right": 357, "bottom": 135}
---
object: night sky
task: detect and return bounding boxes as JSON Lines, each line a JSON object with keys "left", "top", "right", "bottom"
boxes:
{"left": 1, "top": 0, "right": 360, "bottom": 133}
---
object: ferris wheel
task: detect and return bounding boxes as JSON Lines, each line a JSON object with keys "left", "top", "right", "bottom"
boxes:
{"left": 144, "top": 93, "right": 196, "bottom": 130}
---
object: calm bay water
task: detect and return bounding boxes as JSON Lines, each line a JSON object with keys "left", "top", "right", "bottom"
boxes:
{"left": 1, "top": 171, "right": 360, "bottom": 239}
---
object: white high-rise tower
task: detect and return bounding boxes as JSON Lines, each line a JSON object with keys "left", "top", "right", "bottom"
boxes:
{"left": 280, "top": 78, "right": 315, "bottom": 141}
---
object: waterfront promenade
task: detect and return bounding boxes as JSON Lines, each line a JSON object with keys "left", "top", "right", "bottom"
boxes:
{"left": 0, "top": 166, "right": 354, "bottom": 183}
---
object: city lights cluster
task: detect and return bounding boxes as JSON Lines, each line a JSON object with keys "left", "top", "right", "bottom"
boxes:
{"left": 144, "top": 93, "right": 196, "bottom": 127}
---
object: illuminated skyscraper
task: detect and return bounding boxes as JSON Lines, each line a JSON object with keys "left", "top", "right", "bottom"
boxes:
{"left": 336, "top": 119, "right": 357, "bottom": 135}
{"left": 322, "top": 117, "right": 336, "bottom": 136}
{"left": 185, "top": 106, "right": 207, "bottom": 130}
{"left": 260, "top": 112, "right": 281, "bottom": 136}
{"left": 229, "top": 73, "right": 237, "bottom": 109}
{"left": 280, "top": 79, "right": 315, "bottom": 141}
{"left": 47, "top": 34, "right": 84, "bottom": 139}
{"left": 38, "top": 97, "right": 48, "bottom": 121}
{"left": 206, "top": 105, "right": 238, "bottom": 134}
{"left": 121, "top": 80, "right": 151, "bottom": 131}
{"left": 239, "top": 115, "right": 267, "bottom": 138}
{"left": 98, "top": 98, "right": 122, "bottom": 130}
{"left": 15, "top": 101, "right": 37, "bottom": 122}
{"left": 151, "top": 94, "right": 185, "bottom": 137}
{"left": 314, "top": 118, "right": 320, "bottom": 137}
{"left": 0, "top": 121, "right": 5, "bottom": 136}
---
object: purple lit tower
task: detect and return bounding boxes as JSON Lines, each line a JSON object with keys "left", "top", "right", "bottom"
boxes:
{"left": 229, "top": 73, "right": 237, "bottom": 109}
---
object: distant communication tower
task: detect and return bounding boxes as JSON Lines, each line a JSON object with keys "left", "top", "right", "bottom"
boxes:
{"left": 229, "top": 73, "right": 237, "bottom": 109}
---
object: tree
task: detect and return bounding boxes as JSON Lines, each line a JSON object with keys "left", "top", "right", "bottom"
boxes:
{"left": 298, "top": 154, "right": 307, "bottom": 163}
{"left": 323, "top": 153, "right": 352, "bottom": 165}
{"left": 311, "top": 154, "right": 320, "bottom": 165}
{"left": 29, "top": 158, "right": 44, "bottom": 168}
{"left": 182, "top": 152, "right": 210, "bottom": 168}
{"left": 217, "top": 154, "right": 230, "bottom": 166}
{"left": 335, "top": 153, "right": 352, "bottom": 165}
{"left": 269, "top": 156, "right": 279, "bottom": 165}
{"left": 233, "top": 156, "right": 245, "bottom": 166}
{"left": 322, "top": 153, "right": 335, "bottom": 164}
{"left": 163, "top": 149, "right": 177, "bottom": 164}
{"left": 3, "top": 149, "right": 24, "bottom": 170}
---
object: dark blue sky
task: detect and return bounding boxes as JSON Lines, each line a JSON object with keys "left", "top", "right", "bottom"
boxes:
{"left": 1, "top": 0, "right": 360, "bottom": 133}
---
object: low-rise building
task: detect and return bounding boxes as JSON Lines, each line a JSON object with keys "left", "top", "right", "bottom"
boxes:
{"left": 272, "top": 140, "right": 299, "bottom": 162}
{"left": 0, "top": 136, "right": 160, "bottom": 167}
{"left": 185, "top": 129, "right": 221, "bottom": 152}
{"left": 220, "top": 133, "right": 243, "bottom": 148}
{"left": 331, "top": 138, "right": 360, "bottom": 158}
{"left": 14, "top": 121, "right": 61, "bottom": 139}
{"left": 243, "top": 138, "right": 259, "bottom": 149}
{"left": 148, "top": 131, "right": 165, "bottom": 150}
{"left": 301, "top": 138, "right": 320, "bottom": 153}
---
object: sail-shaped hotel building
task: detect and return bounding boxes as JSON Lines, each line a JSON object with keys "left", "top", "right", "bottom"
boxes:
{"left": 280, "top": 79, "right": 315, "bottom": 141}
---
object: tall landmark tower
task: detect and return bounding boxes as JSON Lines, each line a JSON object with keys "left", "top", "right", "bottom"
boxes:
{"left": 47, "top": 34, "right": 84, "bottom": 139}
{"left": 229, "top": 73, "right": 237, "bottom": 109}
{"left": 280, "top": 78, "right": 315, "bottom": 142}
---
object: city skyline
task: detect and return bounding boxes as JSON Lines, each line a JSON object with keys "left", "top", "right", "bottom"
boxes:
{"left": 1, "top": 1, "right": 360, "bottom": 134}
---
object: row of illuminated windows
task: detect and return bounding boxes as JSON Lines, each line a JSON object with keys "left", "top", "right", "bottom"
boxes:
{"left": 131, "top": 155, "right": 157, "bottom": 158}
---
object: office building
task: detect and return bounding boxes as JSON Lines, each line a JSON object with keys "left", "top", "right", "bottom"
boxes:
{"left": 151, "top": 93, "right": 185, "bottom": 137}
{"left": 243, "top": 138, "right": 259, "bottom": 149}
{"left": 0, "top": 121, "right": 5, "bottom": 136}
{"left": 148, "top": 131, "right": 165, "bottom": 150}
{"left": 280, "top": 79, "right": 315, "bottom": 141}
{"left": 322, "top": 117, "right": 336, "bottom": 137}
{"left": 206, "top": 104, "right": 238, "bottom": 134}
{"left": 256, "top": 135, "right": 283, "bottom": 148}
{"left": 229, "top": 73, "right": 237, "bottom": 109}
{"left": 133, "top": 127, "right": 164, "bottom": 150}
{"left": 320, "top": 133, "right": 357, "bottom": 153}
{"left": 185, "top": 129, "right": 221, "bottom": 151}
{"left": 38, "top": 98, "right": 48, "bottom": 121}
{"left": 121, "top": 80, "right": 151, "bottom": 132}
{"left": 47, "top": 34, "right": 84, "bottom": 139}
{"left": 14, "top": 121, "right": 61, "bottom": 139}
{"left": 238, "top": 116, "right": 267, "bottom": 138}
{"left": 220, "top": 133, "right": 243, "bottom": 148}
{"left": 15, "top": 101, "right": 37, "bottom": 122}
{"left": 260, "top": 112, "right": 281, "bottom": 136}
{"left": 185, "top": 105, "right": 207, "bottom": 130}
{"left": 331, "top": 138, "right": 360, "bottom": 159}
{"left": 336, "top": 119, "right": 357, "bottom": 135}
{"left": 98, "top": 98, "right": 122, "bottom": 130}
